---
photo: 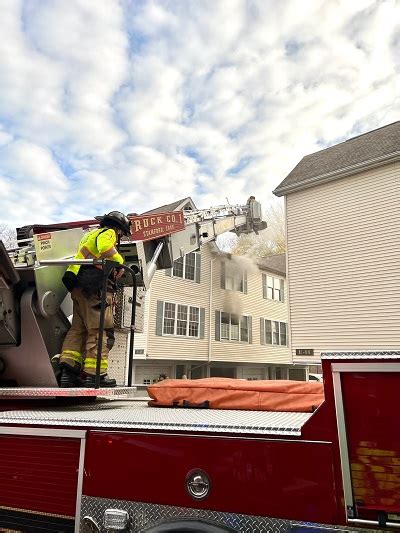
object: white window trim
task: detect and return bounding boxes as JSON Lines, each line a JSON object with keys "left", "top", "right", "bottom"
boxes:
{"left": 263, "top": 318, "right": 288, "bottom": 346}
{"left": 220, "top": 313, "right": 250, "bottom": 343}
{"left": 263, "top": 275, "right": 284, "bottom": 302}
{"left": 162, "top": 301, "right": 200, "bottom": 339}
{"left": 172, "top": 252, "right": 199, "bottom": 281}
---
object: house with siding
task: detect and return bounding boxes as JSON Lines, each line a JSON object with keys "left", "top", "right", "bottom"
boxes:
{"left": 129, "top": 244, "right": 298, "bottom": 384}
{"left": 108, "top": 197, "right": 301, "bottom": 384}
{"left": 273, "top": 120, "right": 400, "bottom": 364}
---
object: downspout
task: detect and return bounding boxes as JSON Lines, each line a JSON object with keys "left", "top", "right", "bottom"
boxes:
{"left": 207, "top": 256, "right": 215, "bottom": 377}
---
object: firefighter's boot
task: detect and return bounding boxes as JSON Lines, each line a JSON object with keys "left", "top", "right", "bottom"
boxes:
{"left": 60, "top": 365, "right": 83, "bottom": 388}
{"left": 84, "top": 375, "right": 117, "bottom": 388}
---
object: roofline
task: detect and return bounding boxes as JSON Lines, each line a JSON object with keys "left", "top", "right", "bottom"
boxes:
{"left": 209, "top": 245, "right": 286, "bottom": 276}
{"left": 273, "top": 151, "right": 400, "bottom": 197}
{"left": 257, "top": 264, "right": 286, "bottom": 276}
{"left": 141, "top": 197, "right": 196, "bottom": 215}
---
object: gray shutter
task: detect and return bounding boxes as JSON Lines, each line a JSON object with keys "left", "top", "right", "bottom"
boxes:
{"left": 215, "top": 310, "right": 221, "bottom": 341}
{"left": 220, "top": 261, "right": 225, "bottom": 289}
{"left": 260, "top": 317, "right": 265, "bottom": 344}
{"left": 280, "top": 279, "right": 285, "bottom": 302}
{"left": 248, "top": 315, "right": 252, "bottom": 343}
{"left": 200, "top": 307, "right": 205, "bottom": 338}
{"left": 243, "top": 271, "right": 248, "bottom": 294}
{"left": 156, "top": 300, "right": 164, "bottom": 336}
{"left": 195, "top": 254, "right": 201, "bottom": 283}
{"left": 165, "top": 268, "right": 172, "bottom": 277}
{"left": 262, "top": 273, "right": 266, "bottom": 299}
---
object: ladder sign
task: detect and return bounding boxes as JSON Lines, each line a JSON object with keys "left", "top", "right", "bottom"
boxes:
{"left": 129, "top": 211, "right": 185, "bottom": 242}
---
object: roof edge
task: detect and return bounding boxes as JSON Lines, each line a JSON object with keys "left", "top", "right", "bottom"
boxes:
{"left": 256, "top": 264, "right": 286, "bottom": 276}
{"left": 273, "top": 151, "right": 400, "bottom": 197}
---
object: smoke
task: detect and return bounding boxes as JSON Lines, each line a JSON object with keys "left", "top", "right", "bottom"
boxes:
{"left": 228, "top": 254, "right": 260, "bottom": 276}
{"left": 223, "top": 290, "right": 243, "bottom": 316}
{"left": 220, "top": 255, "right": 261, "bottom": 316}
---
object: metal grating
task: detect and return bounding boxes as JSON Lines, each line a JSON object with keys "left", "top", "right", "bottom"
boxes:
{"left": 80, "top": 496, "right": 379, "bottom": 532}
{"left": 0, "top": 401, "right": 312, "bottom": 436}
{"left": 321, "top": 351, "right": 400, "bottom": 360}
{"left": 0, "top": 387, "right": 134, "bottom": 399}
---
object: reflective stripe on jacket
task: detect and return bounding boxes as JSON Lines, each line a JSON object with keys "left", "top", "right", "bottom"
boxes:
{"left": 67, "top": 227, "right": 124, "bottom": 277}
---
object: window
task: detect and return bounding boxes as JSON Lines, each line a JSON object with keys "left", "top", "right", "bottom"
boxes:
{"left": 263, "top": 275, "right": 284, "bottom": 302}
{"left": 221, "top": 261, "right": 247, "bottom": 293}
{"left": 163, "top": 302, "right": 200, "bottom": 338}
{"left": 172, "top": 252, "right": 199, "bottom": 281}
{"left": 262, "top": 319, "right": 288, "bottom": 346}
{"left": 225, "top": 264, "right": 244, "bottom": 292}
{"left": 220, "top": 313, "right": 249, "bottom": 342}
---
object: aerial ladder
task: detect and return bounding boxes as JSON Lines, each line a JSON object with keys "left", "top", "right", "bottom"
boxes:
{"left": 0, "top": 198, "right": 266, "bottom": 399}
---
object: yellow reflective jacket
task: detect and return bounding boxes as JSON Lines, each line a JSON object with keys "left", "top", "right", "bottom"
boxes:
{"left": 67, "top": 227, "right": 124, "bottom": 277}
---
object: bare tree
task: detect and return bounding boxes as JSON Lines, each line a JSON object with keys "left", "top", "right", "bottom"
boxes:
{"left": 0, "top": 223, "right": 17, "bottom": 249}
{"left": 232, "top": 203, "right": 286, "bottom": 257}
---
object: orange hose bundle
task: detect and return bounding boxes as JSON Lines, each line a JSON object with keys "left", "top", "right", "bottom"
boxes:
{"left": 148, "top": 377, "right": 324, "bottom": 412}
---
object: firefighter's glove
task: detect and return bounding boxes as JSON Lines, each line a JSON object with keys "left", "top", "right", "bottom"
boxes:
{"left": 113, "top": 267, "right": 125, "bottom": 280}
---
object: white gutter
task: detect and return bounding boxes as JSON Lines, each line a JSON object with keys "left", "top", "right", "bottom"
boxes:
{"left": 207, "top": 255, "right": 215, "bottom": 377}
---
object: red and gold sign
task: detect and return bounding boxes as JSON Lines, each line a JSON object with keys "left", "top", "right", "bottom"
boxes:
{"left": 129, "top": 211, "right": 185, "bottom": 242}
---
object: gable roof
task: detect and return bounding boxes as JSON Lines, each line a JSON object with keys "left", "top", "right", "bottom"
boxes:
{"left": 141, "top": 197, "right": 197, "bottom": 215}
{"left": 256, "top": 254, "right": 286, "bottom": 276}
{"left": 274, "top": 121, "right": 400, "bottom": 196}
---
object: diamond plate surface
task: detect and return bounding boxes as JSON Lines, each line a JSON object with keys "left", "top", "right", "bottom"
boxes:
{"left": 0, "top": 387, "right": 134, "bottom": 398}
{"left": 321, "top": 351, "right": 400, "bottom": 360}
{"left": 80, "top": 496, "right": 379, "bottom": 532}
{"left": 0, "top": 400, "right": 312, "bottom": 436}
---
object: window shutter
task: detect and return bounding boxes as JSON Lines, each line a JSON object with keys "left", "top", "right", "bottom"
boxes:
{"left": 220, "top": 261, "right": 226, "bottom": 289}
{"left": 195, "top": 254, "right": 201, "bottom": 283}
{"left": 243, "top": 271, "right": 248, "bottom": 294}
{"left": 156, "top": 300, "right": 164, "bottom": 336}
{"left": 215, "top": 310, "right": 221, "bottom": 341}
{"left": 262, "top": 274, "right": 266, "bottom": 299}
{"left": 280, "top": 279, "right": 285, "bottom": 302}
{"left": 248, "top": 315, "right": 252, "bottom": 343}
{"left": 260, "top": 317, "right": 265, "bottom": 344}
{"left": 200, "top": 307, "right": 205, "bottom": 338}
{"left": 165, "top": 268, "right": 172, "bottom": 277}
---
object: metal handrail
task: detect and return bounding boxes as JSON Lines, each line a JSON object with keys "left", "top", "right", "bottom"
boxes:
{"left": 39, "top": 258, "right": 137, "bottom": 389}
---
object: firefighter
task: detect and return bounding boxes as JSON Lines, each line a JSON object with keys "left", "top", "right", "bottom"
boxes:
{"left": 59, "top": 211, "right": 131, "bottom": 388}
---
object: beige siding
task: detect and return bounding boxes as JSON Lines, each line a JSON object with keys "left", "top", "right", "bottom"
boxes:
{"left": 146, "top": 247, "right": 211, "bottom": 360}
{"left": 211, "top": 260, "right": 290, "bottom": 364}
{"left": 146, "top": 244, "right": 291, "bottom": 365}
{"left": 286, "top": 161, "right": 400, "bottom": 360}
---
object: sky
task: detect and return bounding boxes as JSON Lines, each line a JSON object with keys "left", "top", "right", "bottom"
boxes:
{"left": 0, "top": 0, "right": 399, "bottom": 228}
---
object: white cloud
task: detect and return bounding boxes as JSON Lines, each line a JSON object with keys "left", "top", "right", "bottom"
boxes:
{"left": 0, "top": 0, "right": 398, "bottom": 230}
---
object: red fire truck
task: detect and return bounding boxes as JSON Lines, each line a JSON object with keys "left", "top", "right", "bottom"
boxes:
{"left": 0, "top": 200, "right": 398, "bottom": 532}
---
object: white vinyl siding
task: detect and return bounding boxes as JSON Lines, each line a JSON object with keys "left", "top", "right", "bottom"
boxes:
{"left": 147, "top": 245, "right": 290, "bottom": 364}
{"left": 285, "top": 161, "right": 400, "bottom": 360}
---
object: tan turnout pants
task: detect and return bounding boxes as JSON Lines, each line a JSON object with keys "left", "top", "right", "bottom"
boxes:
{"left": 60, "top": 288, "right": 114, "bottom": 375}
